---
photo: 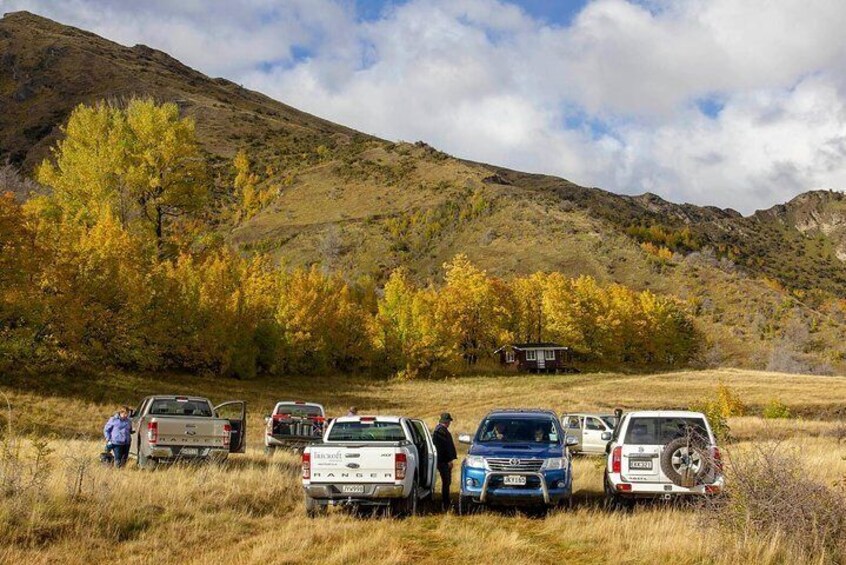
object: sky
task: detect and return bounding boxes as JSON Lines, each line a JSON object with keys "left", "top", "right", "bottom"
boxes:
{"left": 4, "top": 0, "right": 846, "bottom": 213}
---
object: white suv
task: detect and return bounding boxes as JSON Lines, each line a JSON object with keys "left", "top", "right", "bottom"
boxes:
{"left": 604, "top": 410, "right": 723, "bottom": 505}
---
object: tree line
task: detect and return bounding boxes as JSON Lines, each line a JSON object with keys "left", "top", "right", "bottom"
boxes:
{"left": 0, "top": 99, "right": 701, "bottom": 378}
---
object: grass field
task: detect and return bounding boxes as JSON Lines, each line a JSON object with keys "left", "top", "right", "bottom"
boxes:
{"left": 1, "top": 369, "right": 845, "bottom": 564}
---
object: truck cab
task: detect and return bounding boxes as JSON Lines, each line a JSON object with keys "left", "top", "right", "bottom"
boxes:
{"left": 458, "top": 409, "right": 576, "bottom": 513}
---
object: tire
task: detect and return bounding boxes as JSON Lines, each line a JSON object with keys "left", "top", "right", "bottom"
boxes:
{"left": 660, "top": 437, "right": 711, "bottom": 487}
{"left": 137, "top": 451, "right": 157, "bottom": 471}
{"left": 391, "top": 476, "right": 419, "bottom": 517}
{"left": 458, "top": 494, "right": 481, "bottom": 515}
{"left": 305, "top": 494, "right": 325, "bottom": 518}
{"left": 604, "top": 478, "right": 630, "bottom": 510}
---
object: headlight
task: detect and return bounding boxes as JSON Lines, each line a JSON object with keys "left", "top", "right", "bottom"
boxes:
{"left": 541, "top": 457, "right": 566, "bottom": 471}
{"left": 465, "top": 455, "right": 489, "bottom": 470}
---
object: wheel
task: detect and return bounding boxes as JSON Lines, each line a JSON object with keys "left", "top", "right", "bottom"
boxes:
{"left": 604, "top": 478, "right": 630, "bottom": 510}
{"left": 391, "top": 476, "right": 419, "bottom": 517}
{"left": 458, "top": 494, "right": 482, "bottom": 515}
{"left": 137, "top": 451, "right": 157, "bottom": 470}
{"left": 305, "top": 494, "right": 325, "bottom": 517}
{"left": 660, "top": 437, "right": 710, "bottom": 487}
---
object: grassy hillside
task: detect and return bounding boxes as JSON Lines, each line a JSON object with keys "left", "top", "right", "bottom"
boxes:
{"left": 1, "top": 369, "right": 844, "bottom": 564}
{"left": 4, "top": 10, "right": 846, "bottom": 375}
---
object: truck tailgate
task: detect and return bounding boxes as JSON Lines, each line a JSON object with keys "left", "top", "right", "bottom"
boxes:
{"left": 310, "top": 444, "right": 397, "bottom": 483}
{"left": 153, "top": 417, "right": 227, "bottom": 447}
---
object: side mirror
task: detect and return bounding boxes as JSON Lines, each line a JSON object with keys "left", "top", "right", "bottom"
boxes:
{"left": 458, "top": 434, "right": 472, "bottom": 445}
{"left": 601, "top": 432, "right": 612, "bottom": 441}
{"left": 565, "top": 435, "right": 579, "bottom": 447}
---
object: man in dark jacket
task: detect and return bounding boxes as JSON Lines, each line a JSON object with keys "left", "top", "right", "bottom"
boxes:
{"left": 432, "top": 412, "right": 457, "bottom": 511}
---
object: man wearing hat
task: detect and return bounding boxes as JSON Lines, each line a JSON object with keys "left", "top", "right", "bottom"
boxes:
{"left": 432, "top": 412, "right": 457, "bottom": 511}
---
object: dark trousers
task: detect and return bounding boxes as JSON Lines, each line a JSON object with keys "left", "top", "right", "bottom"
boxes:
{"left": 112, "top": 443, "right": 130, "bottom": 468}
{"left": 438, "top": 464, "right": 452, "bottom": 510}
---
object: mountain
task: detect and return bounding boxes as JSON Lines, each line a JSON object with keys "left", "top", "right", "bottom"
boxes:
{"left": 2, "top": 10, "right": 846, "bottom": 373}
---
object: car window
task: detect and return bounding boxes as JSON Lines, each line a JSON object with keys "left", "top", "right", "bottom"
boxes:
{"left": 275, "top": 404, "right": 322, "bottom": 417}
{"left": 477, "top": 417, "right": 560, "bottom": 444}
{"left": 601, "top": 416, "right": 618, "bottom": 429}
{"left": 585, "top": 417, "right": 605, "bottom": 431}
{"left": 328, "top": 421, "right": 406, "bottom": 441}
{"left": 148, "top": 399, "right": 212, "bottom": 417}
{"left": 624, "top": 417, "right": 709, "bottom": 445}
{"left": 564, "top": 416, "right": 580, "bottom": 429}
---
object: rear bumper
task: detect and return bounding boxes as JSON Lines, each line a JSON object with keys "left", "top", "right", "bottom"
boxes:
{"left": 303, "top": 483, "right": 406, "bottom": 505}
{"left": 266, "top": 435, "right": 320, "bottom": 447}
{"left": 607, "top": 473, "right": 724, "bottom": 497}
{"left": 461, "top": 468, "right": 571, "bottom": 506}
{"left": 148, "top": 446, "right": 229, "bottom": 461}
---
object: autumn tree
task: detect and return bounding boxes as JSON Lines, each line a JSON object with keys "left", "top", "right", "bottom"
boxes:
{"left": 37, "top": 99, "right": 208, "bottom": 254}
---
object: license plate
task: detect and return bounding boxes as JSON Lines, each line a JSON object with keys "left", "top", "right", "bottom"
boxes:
{"left": 181, "top": 447, "right": 199, "bottom": 456}
{"left": 629, "top": 459, "right": 652, "bottom": 470}
{"left": 341, "top": 485, "right": 365, "bottom": 494}
{"left": 503, "top": 475, "right": 527, "bottom": 486}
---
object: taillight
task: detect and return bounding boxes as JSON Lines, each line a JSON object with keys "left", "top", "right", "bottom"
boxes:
{"left": 147, "top": 421, "right": 158, "bottom": 444}
{"left": 712, "top": 447, "right": 723, "bottom": 472}
{"left": 302, "top": 452, "right": 311, "bottom": 480}
{"left": 616, "top": 483, "right": 632, "bottom": 492}
{"left": 395, "top": 453, "right": 407, "bottom": 480}
{"left": 223, "top": 423, "right": 232, "bottom": 447}
{"left": 611, "top": 446, "right": 622, "bottom": 473}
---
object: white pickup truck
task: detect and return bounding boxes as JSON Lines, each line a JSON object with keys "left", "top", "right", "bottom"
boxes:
{"left": 130, "top": 395, "right": 246, "bottom": 469}
{"left": 301, "top": 415, "right": 437, "bottom": 516}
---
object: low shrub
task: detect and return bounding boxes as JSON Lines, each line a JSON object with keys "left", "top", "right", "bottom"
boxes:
{"left": 707, "top": 443, "right": 846, "bottom": 561}
{"left": 763, "top": 399, "right": 792, "bottom": 419}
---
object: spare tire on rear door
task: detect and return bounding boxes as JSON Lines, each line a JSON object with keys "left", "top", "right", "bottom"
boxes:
{"left": 660, "top": 437, "right": 711, "bottom": 487}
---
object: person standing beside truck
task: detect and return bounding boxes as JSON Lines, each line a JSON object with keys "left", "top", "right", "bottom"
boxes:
{"left": 432, "top": 412, "right": 457, "bottom": 511}
{"left": 103, "top": 406, "right": 132, "bottom": 468}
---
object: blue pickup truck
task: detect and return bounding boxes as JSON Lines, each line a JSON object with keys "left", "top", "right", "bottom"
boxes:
{"left": 458, "top": 409, "right": 576, "bottom": 513}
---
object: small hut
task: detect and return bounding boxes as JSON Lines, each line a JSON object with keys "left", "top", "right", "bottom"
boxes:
{"left": 495, "top": 343, "right": 574, "bottom": 373}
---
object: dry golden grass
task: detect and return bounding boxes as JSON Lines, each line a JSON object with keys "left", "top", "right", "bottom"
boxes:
{"left": 1, "top": 368, "right": 845, "bottom": 564}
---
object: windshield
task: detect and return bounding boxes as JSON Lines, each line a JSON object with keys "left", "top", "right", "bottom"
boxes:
{"left": 477, "top": 417, "right": 560, "bottom": 444}
{"left": 275, "top": 404, "right": 322, "bottom": 418}
{"left": 148, "top": 399, "right": 212, "bottom": 417}
{"left": 624, "top": 417, "right": 709, "bottom": 445}
{"left": 328, "top": 421, "right": 406, "bottom": 442}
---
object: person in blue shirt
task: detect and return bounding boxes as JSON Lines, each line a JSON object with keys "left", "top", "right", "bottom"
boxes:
{"left": 103, "top": 406, "right": 132, "bottom": 468}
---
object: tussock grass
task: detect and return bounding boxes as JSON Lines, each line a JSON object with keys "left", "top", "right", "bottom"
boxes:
{"left": 1, "top": 369, "right": 845, "bottom": 563}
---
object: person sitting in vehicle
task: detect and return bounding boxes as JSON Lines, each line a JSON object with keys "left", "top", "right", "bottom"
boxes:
{"left": 482, "top": 422, "right": 507, "bottom": 441}
{"left": 103, "top": 406, "right": 132, "bottom": 468}
{"left": 534, "top": 425, "right": 547, "bottom": 442}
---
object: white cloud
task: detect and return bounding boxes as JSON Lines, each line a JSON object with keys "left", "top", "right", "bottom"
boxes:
{"left": 5, "top": 0, "right": 846, "bottom": 212}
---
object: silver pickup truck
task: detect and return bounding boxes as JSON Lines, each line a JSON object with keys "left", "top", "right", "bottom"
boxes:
{"left": 130, "top": 395, "right": 246, "bottom": 469}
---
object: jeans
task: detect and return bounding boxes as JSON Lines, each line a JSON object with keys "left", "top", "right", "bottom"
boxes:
{"left": 111, "top": 443, "right": 130, "bottom": 468}
{"left": 438, "top": 464, "right": 452, "bottom": 510}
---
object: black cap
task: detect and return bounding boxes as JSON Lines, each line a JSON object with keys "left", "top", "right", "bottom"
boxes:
{"left": 440, "top": 412, "right": 453, "bottom": 422}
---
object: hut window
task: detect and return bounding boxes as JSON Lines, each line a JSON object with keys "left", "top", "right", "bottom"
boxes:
{"left": 505, "top": 350, "right": 515, "bottom": 363}
{"left": 545, "top": 350, "right": 555, "bottom": 360}
{"left": 526, "top": 350, "right": 537, "bottom": 361}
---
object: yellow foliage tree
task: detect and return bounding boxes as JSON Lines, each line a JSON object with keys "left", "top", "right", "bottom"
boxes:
{"left": 37, "top": 99, "right": 208, "bottom": 255}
